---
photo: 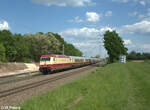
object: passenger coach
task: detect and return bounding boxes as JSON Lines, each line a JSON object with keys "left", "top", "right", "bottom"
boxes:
{"left": 39, "top": 54, "right": 99, "bottom": 74}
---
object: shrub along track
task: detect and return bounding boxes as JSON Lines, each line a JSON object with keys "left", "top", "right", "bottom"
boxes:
{"left": 0, "top": 62, "right": 104, "bottom": 106}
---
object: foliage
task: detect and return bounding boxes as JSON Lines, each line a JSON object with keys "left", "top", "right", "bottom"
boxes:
{"left": 24, "top": 32, "right": 61, "bottom": 62}
{"left": 0, "top": 30, "right": 16, "bottom": 61}
{"left": 13, "top": 34, "right": 30, "bottom": 62}
{"left": 0, "top": 30, "right": 82, "bottom": 62}
{"left": 51, "top": 33, "right": 82, "bottom": 56}
{"left": 94, "top": 54, "right": 100, "bottom": 58}
{"left": 0, "top": 43, "right": 6, "bottom": 62}
{"left": 65, "top": 43, "right": 82, "bottom": 56}
{"left": 128, "top": 51, "right": 150, "bottom": 60}
{"left": 103, "top": 30, "right": 128, "bottom": 63}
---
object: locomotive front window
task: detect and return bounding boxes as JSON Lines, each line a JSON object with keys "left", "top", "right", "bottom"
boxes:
{"left": 40, "top": 57, "right": 50, "bottom": 61}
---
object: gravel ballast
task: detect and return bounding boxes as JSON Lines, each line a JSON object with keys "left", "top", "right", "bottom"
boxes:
{"left": 0, "top": 63, "right": 103, "bottom": 107}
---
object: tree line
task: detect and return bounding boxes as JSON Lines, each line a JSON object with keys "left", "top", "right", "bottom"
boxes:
{"left": 128, "top": 51, "right": 150, "bottom": 60}
{"left": 0, "top": 30, "right": 82, "bottom": 62}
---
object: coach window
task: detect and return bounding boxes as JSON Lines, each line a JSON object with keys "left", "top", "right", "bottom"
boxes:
{"left": 47, "top": 58, "right": 50, "bottom": 61}
{"left": 53, "top": 58, "right": 55, "bottom": 61}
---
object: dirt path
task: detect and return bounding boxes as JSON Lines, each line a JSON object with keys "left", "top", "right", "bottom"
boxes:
{"left": 0, "top": 63, "right": 39, "bottom": 77}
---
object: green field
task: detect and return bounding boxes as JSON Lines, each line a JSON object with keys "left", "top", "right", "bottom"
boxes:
{"left": 20, "top": 61, "right": 150, "bottom": 110}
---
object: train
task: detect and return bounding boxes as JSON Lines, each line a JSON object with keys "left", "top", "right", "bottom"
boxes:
{"left": 39, "top": 54, "right": 100, "bottom": 74}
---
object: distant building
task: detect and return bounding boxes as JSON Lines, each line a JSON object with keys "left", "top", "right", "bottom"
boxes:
{"left": 120, "top": 55, "right": 126, "bottom": 63}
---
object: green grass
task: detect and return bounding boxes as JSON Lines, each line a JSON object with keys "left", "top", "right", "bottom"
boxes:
{"left": 20, "top": 61, "right": 150, "bottom": 110}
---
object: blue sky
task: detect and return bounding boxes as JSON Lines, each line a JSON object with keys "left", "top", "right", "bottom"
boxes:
{"left": 0, "top": 0, "right": 150, "bottom": 57}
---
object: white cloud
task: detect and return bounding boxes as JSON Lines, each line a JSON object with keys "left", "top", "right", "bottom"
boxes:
{"left": 119, "top": 20, "right": 150, "bottom": 35}
{"left": 68, "top": 16, "right": 83, "bottom": 23}
{"left": 139, "top": 1, "right": 146, "bottom": 6}
{"left": 60, "top": 26, "right": 114, "bottom": 38}
{"left": 129, "top": 8, "right": 150, "bottom": 20}
{"left": 105, "top": 11, "right": 112, "bottom": 17}
{"left": 112, "top": 0, "right": 128, "bottom": 3}
{"left": 99, "top": 26, "right": 114, "bottom": 34}
{"left": 112, "top": 0, "right": 148, "bottom": 6}
{"left": 129, "top": 11, "right": 138, "bottom": 17}
{"left": 60, "top": 27, "right": 100, "bottom": 38}
{"left": 147, "top": 12, "right": 150, "bottom": 17}
{"left": 72, "top": 40, "right": 108, "bottom": 58}
{"left": 69, "top": 11, "right": 113, "bottom": 24}
{"left": 0, "top": 21, "right": 10, "bottom": 30}
{"left": 73, "top": 40, "right": 98, "bottom": 47}
{"left": 141, "top": 44, "right": 150, "bottom": 49}
{"left": 148, "top": 8, "right": 150, "bottom": 12}
{"left": 86, "top": 12, "right": 101, "bottom": 22}
{"left": 32, "top": 0, "right": 94, "bottom": 7}
{"left": 137, "top": 8, "right": 150, "bottom": 20}
{"left": 138, "top": 14, "right": 146, "bottom": 19}
{"left": 128, "top": 43, "right": 150, "bottom": 52}
{"left": 124, "top": 39, "right": 132, "bottom": 45}
{"left": 73, "top": 40, "right": 101, "bottom": 57}
{"left": 59, "top": 26, "right": 114, "bottom": 57}
{"left": 69, "top": 12, "right": 102, "bottom": 24}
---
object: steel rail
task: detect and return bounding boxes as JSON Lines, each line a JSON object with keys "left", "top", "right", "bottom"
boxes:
{"left": 0, "top": 66, "right": 94, "bottom": 99}
{"left": 0, "top": 71, "right": 39, "bottom": 79}
{"left": 0, "top": 72, "right": 42, "bottom": 85}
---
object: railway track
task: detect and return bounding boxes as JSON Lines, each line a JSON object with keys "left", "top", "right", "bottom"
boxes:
{"left": 0, "top": 71, "right": 41, "bottom": 85}
{"left": 0, "top": 64, "right": 90, "bottom": 85}
{"left": 0, "top": 71, "right": 39, "bottom": 79}
{"left": 0, "top": 62, "right": 102, "bottom": 85}
{"left": 0, "top": 65, "right": 95, "bottom": 99}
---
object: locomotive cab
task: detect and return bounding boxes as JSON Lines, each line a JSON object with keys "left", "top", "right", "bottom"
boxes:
{"left": 39, "top": 56, "right": 52, "bottom": 74}
{"left": 40, "top": 57, "right": 51, "bottom": 64}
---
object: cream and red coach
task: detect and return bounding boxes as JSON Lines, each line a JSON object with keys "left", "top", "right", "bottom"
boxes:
{"left": 39, "top": 54, "right": 99, "bottom": 74}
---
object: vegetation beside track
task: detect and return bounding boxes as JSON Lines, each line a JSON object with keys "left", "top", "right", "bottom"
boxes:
{"left": 0, "top": 30, "right": 82, "bottom": 62}
{"left": 20, "top": 61, "right": 150, "bottom": 110}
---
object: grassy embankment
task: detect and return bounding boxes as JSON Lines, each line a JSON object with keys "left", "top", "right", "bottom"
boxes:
{"left": 20, "top": 61, "right": 150, "bottom": 110}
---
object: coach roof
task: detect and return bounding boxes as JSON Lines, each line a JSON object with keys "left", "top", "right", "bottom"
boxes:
{"left": 41, "top": 54, "right": 70, "bottom": 58}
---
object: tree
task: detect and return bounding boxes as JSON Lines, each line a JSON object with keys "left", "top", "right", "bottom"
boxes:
{"left": 13, "top": 34, "right": 30, "bottom": 62}
{"left": 51, "top": 33, "right": 66, "bottom": 54}
{"left": 128, "top": 51, "right": 136, "bottom": 60}
{"left": 51, "top": 33, "right": 83, "bottom": 56}
{"left": 64, "top": 44, "right": 82, "bottom": 56}
{"left": 103, "top": 30, "right": 127, "bottom": 63}
{"left": 128, "top": 51, "right": 150, "bottom": 60}
{"left": 94, "top": 54, "right": 100, "bottom": 58}
{"left": 24, "top": 32, "right": 61, "bottom": 62}
{"left": 0, "top": 43, "right": 6, "bottom": 62}
{"left": 46, "top": 32, "right": 61, "bottom": 54}
{"left": 0, "top": 30, "right": 16, "bottom": 62}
